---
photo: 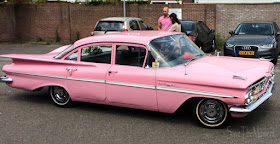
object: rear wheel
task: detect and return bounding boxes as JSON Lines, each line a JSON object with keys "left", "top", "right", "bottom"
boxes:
{"left": 193, "top": 98, "right": 228, "bottom": 128}
{"left": 50, "top": 86, "right": 73, "bottom": 107}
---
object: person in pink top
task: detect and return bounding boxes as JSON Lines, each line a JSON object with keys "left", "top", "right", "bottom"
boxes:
{"left": 157, "top": 7, "right": 173, "bottom": 31}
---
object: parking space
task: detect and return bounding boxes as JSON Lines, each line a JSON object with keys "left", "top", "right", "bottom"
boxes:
{"left": 0, "top": 43, "right": 280, "bottom": 143}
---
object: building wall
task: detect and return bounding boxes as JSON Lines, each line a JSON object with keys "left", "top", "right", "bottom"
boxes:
{"left": 216, "top": 4, "right": 280, "bottom": 39}
{"left": 10, "top": 3, "right": 216, "bottom": 43}
{"left": 195, "top": 0, "right": 280, "bottom": 3}
{"left": 1, "top": 3, "right": 280, "bottom": 43}
{"left": 0, "top": 5, "right": 16, "bottom": 42}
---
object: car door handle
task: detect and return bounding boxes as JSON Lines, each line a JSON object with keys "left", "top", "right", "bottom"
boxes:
{"left": 66, "top": 67, "right": 77, "bottom": 76}
{"left": 108, "top": 71, "right": 118, "bottom": 76}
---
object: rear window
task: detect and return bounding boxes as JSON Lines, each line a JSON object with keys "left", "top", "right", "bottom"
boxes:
{"left": 181, "top": 22, "right": 194, "bottom": 31}
{"left": 95, "top": 21, "right": 124, "bottom": 31}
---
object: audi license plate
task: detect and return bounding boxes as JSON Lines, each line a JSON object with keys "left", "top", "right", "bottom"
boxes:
{"left": 239, "top": 51, "right": 254, "bottom": 55}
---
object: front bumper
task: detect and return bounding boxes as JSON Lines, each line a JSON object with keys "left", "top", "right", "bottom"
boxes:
{"left": 224, "top": 46, "right": 276, "bottom": 61}
{"left": 0, "top": 76, "right": 13, "bottom": 83}
{"left": 229, "top": 81, "right": 275, "bottom": 113}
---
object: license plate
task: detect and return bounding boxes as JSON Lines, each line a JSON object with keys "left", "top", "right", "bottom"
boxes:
{"left": 239, "top": 51, "right": 254, "bottom": 55}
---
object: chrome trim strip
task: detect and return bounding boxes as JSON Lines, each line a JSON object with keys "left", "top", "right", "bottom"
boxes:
{"left": 67, "top": 77, "right": 105, "bottom": 83}
{"left": 5, "top": 70, "right": 239, "bottom": 98}
{"left": 157, "top": 86, "right": 239, "bottom": 98}
{"left": 5, "top": 71, "right": 67, "bottom": 79}
{"left": 0, "top": 76, "right": 13, "bottom": 83}
{"left": 5, "top": 71, "right": 105, "bottom": 84}
{"left": 106, "top": 80, "right": 156, "bottom": 89}
{"left": 230, "top": 81, "right": 275, "bottom": 113}
{"left": 233, "top": 75, "right": 247, "bottom": 80}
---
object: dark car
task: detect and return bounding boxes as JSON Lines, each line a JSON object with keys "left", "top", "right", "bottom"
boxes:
{"left": 181, "top": 21, "right": 216, "bottom": 52}
{"left": 224, "top": 21, "right": 280, "bottom": 64}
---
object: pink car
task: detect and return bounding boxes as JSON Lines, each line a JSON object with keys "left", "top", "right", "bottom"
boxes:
{"left": 0, "top": 31, "right": 275, "bottom": 128}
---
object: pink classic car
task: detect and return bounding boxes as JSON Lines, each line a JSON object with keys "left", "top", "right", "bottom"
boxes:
{"left": 0, "top": 31, "right": 275, "bottom": 127}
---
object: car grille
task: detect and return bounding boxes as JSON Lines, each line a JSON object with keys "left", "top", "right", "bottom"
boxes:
{"left": 248, "top": 77, "right": 269, "bottom": 94}
{"left": 235, "top": 46, "right": 258, "bottom": 58}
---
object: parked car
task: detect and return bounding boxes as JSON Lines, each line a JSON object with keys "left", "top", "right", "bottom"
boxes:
{"left": 181, "top": 21, "right": 216, "bottom": 52}
{"left": 91, "top": 17, "right": 153, "bottom": 36}
{"left": 0, "top": 31, "right": 275, "bottom": 128}
{"left": 224, "top": 21, "right": 280, "bottom": 64}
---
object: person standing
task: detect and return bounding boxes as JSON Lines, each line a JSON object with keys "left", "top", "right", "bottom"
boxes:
{"left": 157, "top": 7, "right": 173, "bottom": 31}
{"left": 168, "top": 13, "right": 181, "bottom": 32}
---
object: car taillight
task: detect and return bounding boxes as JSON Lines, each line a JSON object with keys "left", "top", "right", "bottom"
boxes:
{"left": 124, "top": 29, "right": 128, "bottom": 32}
{"left": 188, "top": 36, "right": 196, "bottom": 42}
{"left": 91, "top": 30, "right": 94, "bottom": 36}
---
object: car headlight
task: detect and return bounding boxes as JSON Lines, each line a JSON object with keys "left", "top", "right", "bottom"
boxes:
{"left": 259, "top": 44, "right": 273, "bottom": 49}
{"left": 226, "top": 43, "right": 234, "bottom": 47}
{"left": 245, "top": 90, "right": 254, "bottom": 105}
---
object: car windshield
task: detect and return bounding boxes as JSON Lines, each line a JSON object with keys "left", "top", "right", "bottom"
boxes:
{"left": 235, "top": 23, "right": 273, "bottom": 35}
{"left": 181, "top": 22, "right": 194, "bottom": 31}
{"left": 148, "top": 34, "right": 205, "bottom": 68}
{"left": 95, "top": 21, "right": 124, "bottom": 31}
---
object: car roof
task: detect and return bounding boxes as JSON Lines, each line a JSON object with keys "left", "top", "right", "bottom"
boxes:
{"left": 74, "top": 31, "right": 183, "bottom": 47}
{"left": 241, "top": 21, "right": 274, "bottom": 24}
{"left": 181, "top": 21, "right": 199, "bottom": 23}
{"left": 99, "top": 17, "right": 141, "bottom": 22}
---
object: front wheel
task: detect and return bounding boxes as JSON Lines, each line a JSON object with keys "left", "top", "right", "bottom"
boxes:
{"left": 193, "top": 98, "right": 228, "bottom": 128}
{"left": 50, "top": 86, "right": 73, "bottom": 107}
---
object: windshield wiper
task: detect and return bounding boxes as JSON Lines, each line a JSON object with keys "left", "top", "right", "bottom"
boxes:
{"left": 195, "top": 53, "right": 205, "bottom": 57}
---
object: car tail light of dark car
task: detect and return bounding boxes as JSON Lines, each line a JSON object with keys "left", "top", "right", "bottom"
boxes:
{"left": 124, "top": 29, "right": 128, "bottom": 32}
{"left": 188, "top": 36, "right": 196, "bottom": 42}
{"left": 91, "top": 30, "right": 95, "bottom": 36}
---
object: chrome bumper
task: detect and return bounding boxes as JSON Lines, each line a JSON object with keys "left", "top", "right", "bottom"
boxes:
{"left": 0, "top": 76, "right": 13, "bottom": 83}
{"left": 229, "top": 81, "right": 275, "bottom": 113}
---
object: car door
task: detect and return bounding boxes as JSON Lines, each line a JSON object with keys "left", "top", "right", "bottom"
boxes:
{"left": 200, "top": 22, "right": 214, "bottom": 50}
{"left": 129, "top": 20, "right": 141, "bottom": 31}
{"left": 200, "top": 22, "right": 214, "bottom": 51}
{"left": 63, "top": 43, "right": 113, "bottom": 101}
{"left": 138, "top": 20, "right": 148, "bottom": 30}
{"left": 106, "top": 43, "right": 157, "bottom": 110}
{"left": 196, "top": 23, "right": 207, "bottom": 49}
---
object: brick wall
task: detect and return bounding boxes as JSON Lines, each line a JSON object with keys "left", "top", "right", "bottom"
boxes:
{"left": 216, "top": 4, "right": 280, "bottom": 39}
{"left": 10, "top": 3, "right": 215, "bottom": 43}
{"left": 0, "top": 5, "right": 15, "bottom": 42}
{"left": 182, "top": 4, "right": 216, "bottom": 30}
{"left": 1, "top": 3, "right": 280, "bottom": 43}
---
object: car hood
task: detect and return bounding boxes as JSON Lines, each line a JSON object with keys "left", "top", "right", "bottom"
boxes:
{"left": 227, "top": 35, "right": 275, "bottom": 45}
{"left": 157, "top": 56, "right": 273, "bottom": 89}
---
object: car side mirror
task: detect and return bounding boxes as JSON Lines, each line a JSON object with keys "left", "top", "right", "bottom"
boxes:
{"left": 229, "top": 30, "right": 234, "bottom": 35}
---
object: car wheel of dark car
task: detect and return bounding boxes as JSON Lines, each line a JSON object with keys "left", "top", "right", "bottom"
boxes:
{"left": 193, "top": 98, "right": 228, "bottom": 128}
{"left": 50, "top": 86, "right": 73, "bottom": 107}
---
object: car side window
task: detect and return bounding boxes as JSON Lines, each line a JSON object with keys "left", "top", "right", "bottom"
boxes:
{"left": 115, "top": 45, "right": 147, "bottom": 67}
{"left": 139, "top": 20, "right": 148, "bottom": 30}
{"left": 130, "top": 20, "right": 140, "bottom": 30}
{"left": 200, "top": 22, "right": 210, "bottom": 33}
{"left": 80, "top": 45, "right": 112, "bottom": 64}
{"left": 65, "top": 51, "right": 78, "bottom": 61}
